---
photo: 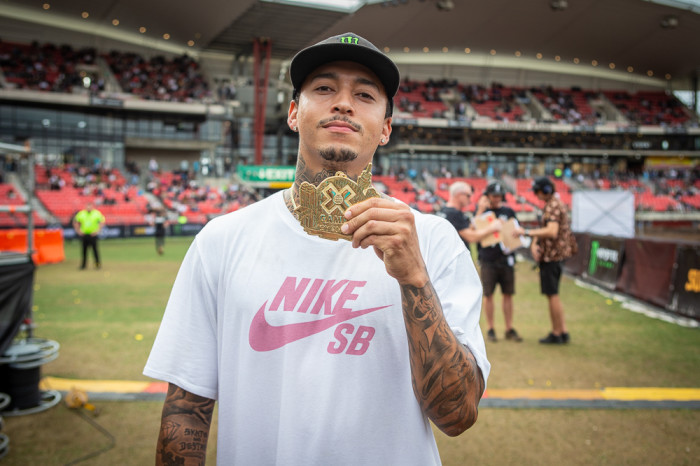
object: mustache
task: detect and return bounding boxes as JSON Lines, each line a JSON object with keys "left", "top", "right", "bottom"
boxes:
{"left": 317, "top": 116, "right": 362, "bottom": 132}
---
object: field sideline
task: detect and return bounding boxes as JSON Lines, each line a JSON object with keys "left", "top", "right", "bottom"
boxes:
{"left": 2, "top": 235, "right": 699, "bottom": 465}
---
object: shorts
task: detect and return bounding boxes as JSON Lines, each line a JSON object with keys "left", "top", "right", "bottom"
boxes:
{"left": 155, "top": 235, "right": 165, "bottom": 249}
{"left": 539, "top": 261, "right": 562, "bottom": 296}
{"left": 480, "top": 262, "right": 515, "bottom": 296}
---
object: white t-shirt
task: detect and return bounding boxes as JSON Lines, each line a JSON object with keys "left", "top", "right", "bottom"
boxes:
{"left": 144, "top": 191, "right": 490, "bottom": 466}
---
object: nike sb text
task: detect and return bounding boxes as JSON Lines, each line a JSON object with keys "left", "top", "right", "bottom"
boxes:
{"left": 248, "top": 276, "right": 391, "bottom": 352}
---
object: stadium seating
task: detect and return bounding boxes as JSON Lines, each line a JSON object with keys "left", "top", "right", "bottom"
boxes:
{"left": 604, "top": 90, "right": 691, "bottom": 126}
{"left": 530, "top": 87, "right": 596, "bottom": 124}
{"left": 102, "top": 51, "right": 211, "bottom": 102}
{"left": 0, "top": 41, "right": 99, "bottom": 92}
{"left": 0, "top": 184, "right": 47, "bottom": 228}
{"left": 464, "top": 84, "right": 526, "bottom": 122}
{"left": 34, "top": 165, "right": 149, "bottom": 225}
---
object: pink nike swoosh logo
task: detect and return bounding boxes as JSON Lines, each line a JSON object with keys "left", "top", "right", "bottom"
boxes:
{"left": 249, "top": 301, "right": 390, "bottom": 351}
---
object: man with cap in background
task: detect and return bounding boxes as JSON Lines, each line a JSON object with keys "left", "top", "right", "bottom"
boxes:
{"left": 145, "top": 33, "right": 489, "bottom": 465}
{"left": 519, "top": 176, "right": 574, "bottom": 344}
{"left": 475, "top": 182, "right": 523, "bottom": 343}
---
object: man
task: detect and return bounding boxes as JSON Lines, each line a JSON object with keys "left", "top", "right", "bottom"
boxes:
{"left": 521, "top": 176, "right": 573, "bottom": 344}
{"left": 148, "top": 206, "right": 170, "bottom": 255}
{"left": 145, "top": 33, "right": 489, "bottom": 466}
{"left": 438, "top": 181, "right": 503, "bottom": 251}
{"left": 475, "top": 182, "right": 522, "bottom": 343}
{"left": 72, "top": 202, "right": 105, "bottom": 270}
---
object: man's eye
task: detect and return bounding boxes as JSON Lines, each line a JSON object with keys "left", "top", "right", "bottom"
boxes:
{"left": 316, "top": 85, "right": 333, "bottom": 92}
{"left": 358, "top": 92, "right": 375, "bottom": 100}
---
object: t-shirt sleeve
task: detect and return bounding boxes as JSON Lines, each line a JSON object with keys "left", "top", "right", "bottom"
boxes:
{"left": 442, "top": 209, "right": 469, "bottom": 232}
{"left": 543, "top": 201, "right": 561, "bottom": 224}
{"left": 427, "top": 221, "right": 491, "bottom": 387}
{"left": 143, "top": 237, "right": 219, "bottom": 400}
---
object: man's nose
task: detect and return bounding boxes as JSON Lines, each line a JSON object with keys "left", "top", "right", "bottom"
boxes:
{"left": 332, "top": 88, "right": 354, "bottom": 114}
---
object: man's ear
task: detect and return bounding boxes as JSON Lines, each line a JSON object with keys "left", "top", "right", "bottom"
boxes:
{"left": 380, "top": 117, "right": 392, "bottom": 145}
{"left": 288, "top": 100, "right": 298, "bottom": 132}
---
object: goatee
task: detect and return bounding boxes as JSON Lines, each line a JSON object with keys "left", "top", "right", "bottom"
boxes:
{"left": 319, "top": 147, "right": 358, "bottom": 163}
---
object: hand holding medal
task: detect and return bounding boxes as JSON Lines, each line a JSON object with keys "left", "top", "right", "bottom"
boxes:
{"left": 291, "top": 163, "right": 379, "bottom": 241}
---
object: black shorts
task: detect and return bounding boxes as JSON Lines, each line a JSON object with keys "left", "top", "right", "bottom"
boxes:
{"left": 539, "top": 261, "right": 562, "bottom": 296}
{"left": 480, "top": 262, "right": 515, "bottom": 296}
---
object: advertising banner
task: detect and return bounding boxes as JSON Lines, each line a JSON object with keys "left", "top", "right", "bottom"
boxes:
{"left": 616, "top": 239, "right": 677, "bottom": 309}
{"left": 583, "top": 236, "right": 625, "bottom": 289}
{"left": 562, "top": 232, "right": 590, "bottom": 277}
{"left": 237, "top": 165, "right": 295, "bottom": 188}
{"left": 670, "top": 244, "right": 700, "bottom": 319}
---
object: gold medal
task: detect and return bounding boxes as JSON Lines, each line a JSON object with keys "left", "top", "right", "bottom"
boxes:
{"left": 291, "top": 163, "right": 379, "bottom": 241}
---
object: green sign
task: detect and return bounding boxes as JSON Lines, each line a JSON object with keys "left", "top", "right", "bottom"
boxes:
{"left": 237, "top": 165, "right": 296, "bottom": 183}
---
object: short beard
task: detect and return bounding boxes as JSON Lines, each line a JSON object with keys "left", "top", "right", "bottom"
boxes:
{"left": 319, "top": 147, "right": 358, "bottom": 163}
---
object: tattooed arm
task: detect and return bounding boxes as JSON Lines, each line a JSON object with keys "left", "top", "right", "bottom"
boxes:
{"left": 156, "top": 383, "right": 215, "bottom": 466}
{"left": 401, "top": 281, "right": 484, "bottom": 436}
{"left": 343, "top": 198, "right": 485, "bottom": 436}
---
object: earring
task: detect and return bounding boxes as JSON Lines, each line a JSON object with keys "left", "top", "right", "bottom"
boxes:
{"left": 293, "top": 126, "right": 297, "bottom": 132}
{"left": 381, "top": 138, "right": 386, "bottom": 144}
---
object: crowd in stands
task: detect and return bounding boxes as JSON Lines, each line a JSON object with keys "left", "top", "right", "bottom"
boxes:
{"left": 605, "top": 90, "right": 691, "bottom": 126}
{"left": 34, "top": 164, "right": 148, "bottom": 225}
{"left": 0, "top": 158, "right": 697, "bottom": 232}
{"left": 1, "top": 39, "right": 696, "bottom": 127}
{"left": 371, "top": 164, "right": 699, "bottom": 216}
{"left": 103, "top": 51, "right": 211, "bottom": 102}
{"left": 460, "top": 82, "right": 527, "bottom": 122}
{"left": 392, "top": 77, "right": 694, "bottom": 128}
{"left": 145, "top": 168, "right": 258, "bottom": 225}
{"left": 530, "top": 86, "right": 599, "bottom": 125}
{"left": 0, "top": 40, "right": 101, "bottom": 93}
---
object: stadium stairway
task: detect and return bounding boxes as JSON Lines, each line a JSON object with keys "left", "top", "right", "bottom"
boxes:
{"left": 5, "top": 173, "right": 57, "bottom": 225}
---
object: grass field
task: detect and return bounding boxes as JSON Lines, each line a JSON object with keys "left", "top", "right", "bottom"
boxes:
{"left": 2, "top": 235, "right": 699, "bottom": 465}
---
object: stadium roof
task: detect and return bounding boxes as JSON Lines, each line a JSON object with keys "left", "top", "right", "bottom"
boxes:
{"left": 1, "top": 0, "right": 699, "bottom": 89}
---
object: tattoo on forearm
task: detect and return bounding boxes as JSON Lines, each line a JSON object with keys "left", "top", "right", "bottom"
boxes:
{"left": 401, "top": 282, "right": 484, "bottom": 433}
{"left": 157, "top": 384, "right": 215, "bottom": 465}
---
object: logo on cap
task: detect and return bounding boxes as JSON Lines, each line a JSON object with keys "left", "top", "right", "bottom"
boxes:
{"left": 339, "top": 35, "right": 359, "bottom": 45}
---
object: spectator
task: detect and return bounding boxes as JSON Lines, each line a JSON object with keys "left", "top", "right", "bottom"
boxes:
{"left": 476, "top": 182, "right": 523, "bottom": 343}
{"left": 520, "top": 177, "right": 575, "bottom": 344}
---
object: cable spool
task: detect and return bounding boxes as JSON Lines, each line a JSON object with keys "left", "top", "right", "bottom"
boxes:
{"left": 0, "top": 338, "right": 61, "bottom": 416}
{"left": 0, "top": 432, "right": 8, "bottom": 460}
{"left": 0, "top": 393, "right": 8, "bottom": 460}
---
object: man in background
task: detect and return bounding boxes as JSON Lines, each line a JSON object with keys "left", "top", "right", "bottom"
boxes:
{"left": 521, "top": 177, "right": 574, "bottom": 344}
{"left": 72, "top": 202, "right": 105, "bottom": 270}
{"left": 475, "top": 182, "right": 522, "bottom": 343}
{"left": 438, "top": 181, "right": 502, "bottom": 253}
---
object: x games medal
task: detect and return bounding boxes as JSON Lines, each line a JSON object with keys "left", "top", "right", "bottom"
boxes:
{"left": 294, "top": 164, "right": 379, "bottom": 241}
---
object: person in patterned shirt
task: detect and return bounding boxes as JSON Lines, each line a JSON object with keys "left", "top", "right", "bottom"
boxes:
{"left": 518, "top": 177, "right": 574, "bottom": 345}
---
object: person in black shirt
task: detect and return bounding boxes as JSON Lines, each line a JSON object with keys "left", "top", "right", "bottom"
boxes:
{"left": 475, "top": 182, "right": 523, "bottom": 343}
{"left": 438, "top": 181, "right": 502, "bottom": 252}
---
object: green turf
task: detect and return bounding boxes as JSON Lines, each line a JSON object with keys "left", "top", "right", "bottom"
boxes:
{"left": 1, "top": 236, "right": 698, "bottom": 465}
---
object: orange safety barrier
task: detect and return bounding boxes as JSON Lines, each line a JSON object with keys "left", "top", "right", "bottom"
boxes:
{"left": 0, "top": 229, "right": 65, "bottom": 264}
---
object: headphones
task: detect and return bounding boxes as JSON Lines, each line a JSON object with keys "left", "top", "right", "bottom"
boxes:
{"left": 532, "top": 177, "right": 554, "bottom": 195}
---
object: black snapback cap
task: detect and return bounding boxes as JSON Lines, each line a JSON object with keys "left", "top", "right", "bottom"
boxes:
{"left": 532, "top": 176, "right": 555, "bottom": 193}
{"left": 484, "top": 182, "right": 505, "bottom": 196}
{"left": 290, "top": 32, "right": 400, "bottom": 109}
